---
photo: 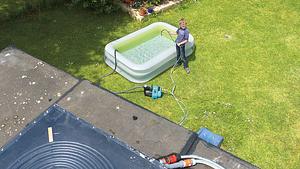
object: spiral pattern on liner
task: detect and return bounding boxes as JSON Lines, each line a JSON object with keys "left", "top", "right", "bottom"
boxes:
{"left": 8, "top": 141, "right": 114, "bottom": 169}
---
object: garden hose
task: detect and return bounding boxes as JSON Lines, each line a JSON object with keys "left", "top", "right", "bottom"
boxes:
{"left": 113, "top": 86, "right": 144, "bottom": 94}
{"left": 99, "top": 30, "right": 189, "bottom": 125}
{"left": 99, "top": 49, "right": 118, "bottom": 80}
{"left": 161, "top": 29, "right": 189, "bottom": 125}
{"left": 158, "top": 153, "right": 225, "bottom": 169}
{"left": 180, "top": 155, "right": 225, "bottom": 169}
{"left": 161, "top": 29, "right": 175, "bottom": 42}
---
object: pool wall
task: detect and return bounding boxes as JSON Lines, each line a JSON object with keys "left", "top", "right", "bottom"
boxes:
{"left": 104, "top": 22, "right": 195, "bottom": 83}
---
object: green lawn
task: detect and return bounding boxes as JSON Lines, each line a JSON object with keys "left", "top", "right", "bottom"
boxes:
{"left": 0, "top": 0, "right": 299, "bottom": 168}
{"left": 0, "top": 0, "right": 62, "bottom": 21}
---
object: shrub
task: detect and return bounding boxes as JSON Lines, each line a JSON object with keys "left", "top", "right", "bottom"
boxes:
{"left": 130, "top": 0, "right": 163, "bottom": 9}
{"left": 146, "top": 0, "right": 162, "bottom": 6}
{"left": 0, "top": 0, "right": 65, "bottom": 21}
{"left": 24, "top": 0, "right": 63, "bottom": 11}
{"left": 70, "top": 0, "right": 118, "bottom": 14}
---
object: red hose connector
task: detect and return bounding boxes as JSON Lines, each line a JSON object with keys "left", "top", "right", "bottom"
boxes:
{"left": 157, "top": 153, "right": 181, "bottom": 164}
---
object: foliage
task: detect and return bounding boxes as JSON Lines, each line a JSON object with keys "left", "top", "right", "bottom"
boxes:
{"left": 24, "top": 0, "right": 63, "bottom": 11}
{"left": 130, "top": 0, "right": 163, "bottom": 9}
{"left": 146, "top": 0, "right": 162, "bottom": 6}
{"left": 0, "top": 0, "right": 64, "bottom": 21}
{"left": 70, "top": 0, "right": 118, "bottom": 14}
{"left": 0, "top": 0, "right": 118, "bottom": 21}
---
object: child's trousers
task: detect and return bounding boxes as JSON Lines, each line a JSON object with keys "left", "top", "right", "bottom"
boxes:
{"left": 176, "top": 44, "right": 188, "bottom": 68}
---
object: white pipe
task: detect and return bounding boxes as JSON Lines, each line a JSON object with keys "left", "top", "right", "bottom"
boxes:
{"left": 181, "top": 155, "right": 225, "bottom": 169}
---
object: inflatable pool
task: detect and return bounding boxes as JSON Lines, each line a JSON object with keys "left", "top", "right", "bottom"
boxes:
{"left": 104, "top": 22, "right": 195, "bottom": 83}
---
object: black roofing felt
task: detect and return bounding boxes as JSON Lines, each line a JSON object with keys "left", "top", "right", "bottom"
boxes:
{"left": 0, "top": 47, "right": 258, "bottom": 169}
{"left": 0, "top": 105, "right": 163, "bottom": 169}
{"left": 57, "top": 80, "right": 195, "bottom": 158}
{"left": 0, "top": 47, "right": 78, "bottom": 147}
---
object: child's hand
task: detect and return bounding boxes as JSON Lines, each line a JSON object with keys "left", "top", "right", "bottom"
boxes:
{"left": 171, "top": 32, "right": 177, "bottom": 35}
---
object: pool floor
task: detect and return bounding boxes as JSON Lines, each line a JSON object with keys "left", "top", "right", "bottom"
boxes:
{"left": 121, "top": 35, "right": 174, "bottom": 64}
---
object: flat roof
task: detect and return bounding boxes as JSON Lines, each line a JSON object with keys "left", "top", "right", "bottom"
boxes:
{"left": 0, "top": 47, "right": 258, "bottom": 169}
{"left": 0, "top": 105, "right": 163, "bottom": 169}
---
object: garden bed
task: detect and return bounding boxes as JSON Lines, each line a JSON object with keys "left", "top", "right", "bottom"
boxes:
{"left": 119, "top": 0, "right": 183, "bottom": 20}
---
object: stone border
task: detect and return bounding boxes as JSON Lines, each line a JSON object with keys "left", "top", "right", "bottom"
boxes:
{"left": 118, "top": 0, "right": 183, "bottom": 21}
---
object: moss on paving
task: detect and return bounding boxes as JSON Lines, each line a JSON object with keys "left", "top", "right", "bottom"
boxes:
{"left": 0, "top": 0, "right": 299, "bottom": 168}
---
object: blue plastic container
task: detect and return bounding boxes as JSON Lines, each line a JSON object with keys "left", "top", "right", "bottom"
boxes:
{"left": 197, "top": 128, "right": 224, "bottom": 147}
{"left": 147, "top": 7, "right": 154, "bottom": 14}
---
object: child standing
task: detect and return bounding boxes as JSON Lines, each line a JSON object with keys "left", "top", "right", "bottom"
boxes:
{"left": 175, "top": 18, "right": 190, "bottom": 74}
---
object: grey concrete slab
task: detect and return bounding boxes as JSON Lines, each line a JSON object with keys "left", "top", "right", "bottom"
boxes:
{"left": 189, "top": 140, "right": 259, "bottom": 169}
{"left": 58, "top": 80, "right": 194, "bottom": 158}
{"left": 0, "top": 47, "right": 79, "bottom": 148}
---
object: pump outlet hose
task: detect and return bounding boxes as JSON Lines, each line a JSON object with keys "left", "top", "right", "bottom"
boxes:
{"left": 161, "top": 29, "right": 175, "bottom": 42}
{"left": 100, "top": 30, "right": 189, "bottom": 125}
{"left": 100, "top": 49, "right": 118, "bottom": 80}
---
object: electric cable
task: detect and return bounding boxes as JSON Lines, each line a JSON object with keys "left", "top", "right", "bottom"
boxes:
{"left": 169, "top": 58, "right": 189, "bottom": 125}
{"left": 100, "top": 30, "right": 189, "bottom": 125}
{"left": 161, "top": 29, "right": 189, "bottom": 125}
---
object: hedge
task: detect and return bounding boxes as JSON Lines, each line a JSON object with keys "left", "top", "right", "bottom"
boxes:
{"left": 0, "top": 0, "right": 118, "bottom": 21}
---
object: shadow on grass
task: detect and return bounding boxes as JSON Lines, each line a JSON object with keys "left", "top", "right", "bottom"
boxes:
{"left": 0, "top": 6, "right": 198, "bottom": 85}
{"left": 0, "top": 6, "right": 134, "bottom": 82}
{"left": 0, "top": 0, "right": 65, "bottom": 21}
{"left": 188, "top": 45, "right": 197, "bottom": 62}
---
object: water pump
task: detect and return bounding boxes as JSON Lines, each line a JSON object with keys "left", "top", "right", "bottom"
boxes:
{"left": 143, "top": 85, "right": 163, "bottom": 99}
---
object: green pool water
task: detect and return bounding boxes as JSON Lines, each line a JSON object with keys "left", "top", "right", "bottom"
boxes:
{"left": 114, "top": 26, "right": 176, "bottom": 64}
{"left": 121, "top": 36, "right": 174, "bottom": 64}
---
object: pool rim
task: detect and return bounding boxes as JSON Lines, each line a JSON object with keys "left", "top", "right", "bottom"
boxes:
{"left": 104, "top": 22, "right": 195, "bottom": 83}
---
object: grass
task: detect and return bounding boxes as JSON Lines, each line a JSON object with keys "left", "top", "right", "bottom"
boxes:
{"left": 0, "top": 0, "right": 64, "bottom": 21}
{"left": 0, "top": 0, "right": 299, "bottom": 168}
